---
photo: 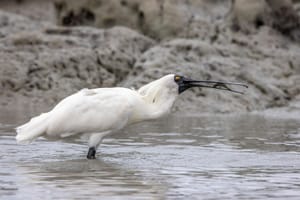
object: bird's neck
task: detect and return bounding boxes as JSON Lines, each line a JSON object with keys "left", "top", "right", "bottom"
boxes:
{"left": 141, "top": 88, "right": 178, "bottom": 120}
{"left": 129, "top": 88, "right": 178, "bottom": 124}
{"left": 147, "top": 94, "right": 177, "bottom": 119}
{"left": 130, "top": 77, "right": 179, "bottom": 123}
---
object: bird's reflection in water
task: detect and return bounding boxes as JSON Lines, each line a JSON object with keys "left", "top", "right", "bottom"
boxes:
{"left": 16, "top": 158, "right": 166, "bottom": 200}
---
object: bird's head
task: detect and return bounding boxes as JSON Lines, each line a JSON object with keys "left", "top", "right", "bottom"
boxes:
{"left": 136, "top": 74, "right": 247, "bottom": 119}
{"left": 138, "top": 74, "right": 247, "bottom": 103}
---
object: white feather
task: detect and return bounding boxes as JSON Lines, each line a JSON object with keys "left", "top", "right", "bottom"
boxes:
{"left": 15, "top": 74, "right": 179, "bottom": 147}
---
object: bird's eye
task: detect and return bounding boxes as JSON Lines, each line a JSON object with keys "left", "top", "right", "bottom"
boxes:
{"left": 175, "top": 76, "right": 181, "bottom": 81}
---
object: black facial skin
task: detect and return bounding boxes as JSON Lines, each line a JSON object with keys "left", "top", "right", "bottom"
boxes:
{"left": 175, "top": 75, "right": 193, "bottom": 94}
{"left": 174, "top": 75, "right": 248, "bottom": 94}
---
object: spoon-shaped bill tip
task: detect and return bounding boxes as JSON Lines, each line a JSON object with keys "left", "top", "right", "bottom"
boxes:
{"left": 186, "top": 79, "right": 248, "bottom": 94}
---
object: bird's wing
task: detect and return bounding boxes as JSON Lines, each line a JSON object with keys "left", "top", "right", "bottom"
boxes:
{"left": 45, "top": 88, "right": 135, "bottom": 137}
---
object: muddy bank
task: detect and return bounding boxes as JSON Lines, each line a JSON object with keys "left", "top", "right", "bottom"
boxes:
{"left": 0, "top": 10, "right": 154, "bottom": 109}
{"left": 0, "top": 0, "right": 300, "bottom": 114}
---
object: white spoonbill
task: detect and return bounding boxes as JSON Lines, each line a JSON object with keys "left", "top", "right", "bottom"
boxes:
{"left": 16, "top": 74, "right": 247, "bottom": 159}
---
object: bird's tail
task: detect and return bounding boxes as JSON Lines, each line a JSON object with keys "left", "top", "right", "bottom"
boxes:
{"left": 16, "top": 112, "right": 49, "bottom": 144}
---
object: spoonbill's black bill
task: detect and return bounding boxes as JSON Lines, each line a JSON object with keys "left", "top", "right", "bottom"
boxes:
{"left": 16, "top": 74, "right": 247, "bottom": 159}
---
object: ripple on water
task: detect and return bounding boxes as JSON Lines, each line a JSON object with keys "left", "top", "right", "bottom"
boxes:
{"left": 1, "top": 114, "right": 300, "bottom": 200}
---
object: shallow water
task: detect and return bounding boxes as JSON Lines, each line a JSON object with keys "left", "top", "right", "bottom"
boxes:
{"left": 1, "top": 113, "right": 300, "bottom": 200}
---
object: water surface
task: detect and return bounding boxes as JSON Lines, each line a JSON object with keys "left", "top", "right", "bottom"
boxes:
{"left": 1, "top": 113, "right": 300, "bottom": 200}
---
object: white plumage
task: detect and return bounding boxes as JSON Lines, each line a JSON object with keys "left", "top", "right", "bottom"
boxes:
{"left": 16, "top": 74, "right": 247, "bottom": 159}
{"left": 16, "top": 74, "right": 179, "bottom": 158}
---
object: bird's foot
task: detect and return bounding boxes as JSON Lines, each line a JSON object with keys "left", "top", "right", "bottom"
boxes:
{"left": 87, "top": 147, "right": 96, "bottom": 159}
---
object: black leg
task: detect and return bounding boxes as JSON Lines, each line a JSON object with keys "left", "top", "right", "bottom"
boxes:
{"left": 87, "top": 147, "right": 96, "bottom": 159}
